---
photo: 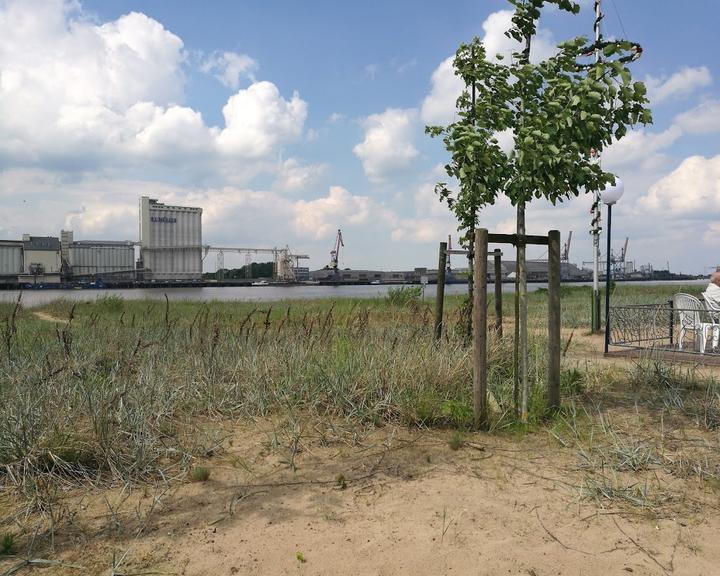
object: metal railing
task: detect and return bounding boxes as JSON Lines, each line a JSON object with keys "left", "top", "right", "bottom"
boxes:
{"left": 609, "top": 301, "right": 720, "bottom": 356}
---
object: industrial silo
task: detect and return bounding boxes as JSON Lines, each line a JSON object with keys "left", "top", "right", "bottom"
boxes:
{"left": 139, "top": 196, "right": 203, "bottom": 281}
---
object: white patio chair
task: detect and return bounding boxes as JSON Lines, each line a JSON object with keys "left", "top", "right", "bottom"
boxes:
{"left": 673, "top": 293, "right": 715, "bottom": 353}
{"left": 702, "top": 292, "right": 720, "bottom": 350}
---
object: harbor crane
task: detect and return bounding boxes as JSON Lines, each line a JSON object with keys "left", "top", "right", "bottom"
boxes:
{"left": 329, "top": 229, "right": 344, "bottom": 271}
{"left": 582, "top": 236, "right": 633, "bottom": 279}
{"left": 561, "top": 231, "right": 572, "bottom": 263}
{"left": 203, "top": 245, "right": 308, "bottom": 282}
{"left": 610, "top": 237, "right": 630, "bottom": 278}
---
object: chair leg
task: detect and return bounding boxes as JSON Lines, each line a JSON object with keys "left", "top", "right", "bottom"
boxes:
{"left": 678, "top": 327, "right": 685, "bottom": 350}
{"left": 699, "top": 325, "right": 713, "bottom": 354}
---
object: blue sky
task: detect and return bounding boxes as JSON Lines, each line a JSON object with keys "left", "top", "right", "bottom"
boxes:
{"left": 1, "top": 0, "right": 719, "bottom": 273}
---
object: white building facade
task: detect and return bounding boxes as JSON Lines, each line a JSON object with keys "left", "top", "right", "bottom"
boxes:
{"left": 139, "top": 196, "right": 203, "bottom": 280}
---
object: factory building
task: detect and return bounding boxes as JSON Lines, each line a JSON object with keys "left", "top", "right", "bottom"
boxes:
{"left": 139, "top": 196, "right": 203, "bottom": 281}
{"left": 0, "top": 240, "right": 23, "bottom": 285}
{"left": 61, "top": 231, "right": 135, "bottom": 281}
{"left": 19, "top": 235, "right": 62, "bottom": 284}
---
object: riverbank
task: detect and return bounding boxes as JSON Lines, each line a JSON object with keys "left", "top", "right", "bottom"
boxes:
{"left": 2, "top": 284, "right": 719, "bottom": 574}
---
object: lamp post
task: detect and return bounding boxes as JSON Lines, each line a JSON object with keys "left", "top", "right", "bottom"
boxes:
{"left": 602, "top": 177, "right": 624, "bottom": 354}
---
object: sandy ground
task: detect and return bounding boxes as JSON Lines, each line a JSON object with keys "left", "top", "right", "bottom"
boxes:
{"left": 2, "top": 409, "right": 720, "bottom": 576}
{"left": 3, "top": 326, "right": 720, "bottom": 575}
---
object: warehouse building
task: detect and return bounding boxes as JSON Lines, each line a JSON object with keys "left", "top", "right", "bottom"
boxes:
{"left": 19, "top": 235, "right": 62, "bottom": 284}
{"left": 0, "top": 240, "right": 23, "bottom": 285}
{"left": 61, "top": 230, "right": 135, "bottom": 281}
{"left": 139, "top": 196, "right": 203, "bottom": 281}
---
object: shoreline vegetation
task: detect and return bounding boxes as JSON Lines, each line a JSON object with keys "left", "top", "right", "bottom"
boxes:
{"left": 2, "top": 283, "right": 720, "bottom": 573}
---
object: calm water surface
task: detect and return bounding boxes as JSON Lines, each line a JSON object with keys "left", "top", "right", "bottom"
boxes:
{"left": 0, "top": 279, "right": 707, "bottom": 308}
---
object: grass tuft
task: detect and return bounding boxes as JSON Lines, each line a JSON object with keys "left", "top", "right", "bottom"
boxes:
{"left": 448, "top": 431, "right": 465, "bottom": 451}
{"left": 188, "top": 467, "right": 211, "bottom": 483}
{"left": 1, "top": 532, "right": 15, "bottom": 555}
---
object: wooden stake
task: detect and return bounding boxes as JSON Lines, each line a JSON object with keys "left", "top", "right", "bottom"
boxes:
{"left": 494, "top": 248, "right": 503, "bottom": 337}
{"left": 473, "top": 228, "right": 489, "bottom": 428}
{"left": 434, "top": 241, "right": 447, "bottom": 341}
{"left": 547, "top": 230, "right": 561, "bottom": 412}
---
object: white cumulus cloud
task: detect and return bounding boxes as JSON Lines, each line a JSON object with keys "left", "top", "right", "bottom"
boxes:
{"left": 201, "top": 51, "right": 257, "bottom": 89}
{"left": 0, "top": 0, "right": 307, "bottom": 174}
{"left": 353, "top": 108, "right": 418, "bottom": 182}
{"left": 216, "top": 81, "right": 307, "bottom": 158}
{"left": 293, "top": 186, "right": 371, "bottom": 239}
{"left": 638, "top": 155, "right": 720, "bottom": 217}
{"left": 274, "top": 158, "right": 326, "bottom": 193}
{"left": 602, "top": 126, "right": 682, "bottom": 170}
{"left": 674, "top": 99, "right": 720, "bottom": 134}
{"left": 645, "top": 66, "right": 712, "bottom": 105}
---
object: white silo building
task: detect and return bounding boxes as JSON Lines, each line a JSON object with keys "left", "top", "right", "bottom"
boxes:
{"left": 139, "top": 196, "right": 203, "bottom": 280}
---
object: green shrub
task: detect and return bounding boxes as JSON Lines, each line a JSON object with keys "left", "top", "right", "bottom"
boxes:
{"left": 440, "top": 400, "right": 474, "bottom": 429}
{"left": 386, "top": 286, "right": 423, "bottom": 306}
{"left": 1, "top": 533, "right": 14, "bottom": 555}
{"left": 189, "top": 467, "right": 211, "bottom": 482}
{"left": 95, "top": 295, "right": 124, "bottom": 313}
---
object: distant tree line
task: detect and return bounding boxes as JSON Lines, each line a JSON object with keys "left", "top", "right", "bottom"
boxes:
{"left": 202, "top": 261, "right": 274, "bottom": 280}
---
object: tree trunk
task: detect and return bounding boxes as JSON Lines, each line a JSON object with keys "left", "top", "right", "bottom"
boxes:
{"left": 517, "top": 32, "right": 532, "bottom": 423}
{"left": 517, "top": 202, "right": 529, "bottom": 423}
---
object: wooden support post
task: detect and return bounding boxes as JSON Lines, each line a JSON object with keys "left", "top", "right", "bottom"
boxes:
{"left": 466, "top": 235, "right": 474, "bottom": 341}
{"left": 547, "top": 230, "right": 561, "bottom": 412}
{"left": 513, "top": 270, "right": 519, "bottom": 415}
{"left": 434, "top": 242, "right": 447, "bottom": 341}
{"left": 494, "top": 249, "right": 503, "bottom": 337}
{"left": 473, "top": 228, "right": 489, "bottom": 428}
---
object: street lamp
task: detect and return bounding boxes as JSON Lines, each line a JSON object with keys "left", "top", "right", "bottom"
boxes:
{"left": 602, "top": 177, "right": 624, "bottom": 354}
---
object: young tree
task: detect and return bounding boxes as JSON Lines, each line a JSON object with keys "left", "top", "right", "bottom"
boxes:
{"left": 426, "top": 0, "right": 651, "bottom": 421}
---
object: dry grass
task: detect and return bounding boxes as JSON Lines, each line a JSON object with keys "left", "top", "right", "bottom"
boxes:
{"left": 2, "top": 285, "right": 720, "bottom": 569}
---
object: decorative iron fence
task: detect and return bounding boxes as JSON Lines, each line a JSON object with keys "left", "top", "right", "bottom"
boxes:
{"left": 609, "top": 301, "right": 720, "bottom": 356}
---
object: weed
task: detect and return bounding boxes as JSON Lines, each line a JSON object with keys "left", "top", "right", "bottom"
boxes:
{"left": 336, "top": 474, "right": 347, "bottom": 490}
{"left": 296, "top": 551, "right": 306, "bottom": 563}
{"left": 582, "top": 474, "right": 650, "bottom": 507}
{"left": 440, "top": 400, "right": 474, "bottom": 429}
{"left": 1, "top": 532, "right": 15, "bottom": 555}
{"left": 385, "top": 286, "right": 423, "bottom": 306}
{"left": 561, "top": 368, "right": 585, "bottom": 396}
{"left": 189, "top": 467, "right": 211, "bottom": 482}
{"left": 95, "top": 295, "right": 124, "bottom": 313}
{"left": 448, "top": 431, "right": 465, "bottom": 451}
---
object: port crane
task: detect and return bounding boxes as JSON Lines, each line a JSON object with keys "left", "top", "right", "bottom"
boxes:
{"left": 561, "top": 231, "right": 572, "bottom": 263}
{"left": 202, "top": 245, "right": 308, "bottom": 282}
{"left": 329, "top": 229, "right": 344, "bottom": 271}
{"left": 582, "top": 236, "right": 632, "bottom": 279}
{"left": 609, "top": 237, "right": 629, "bottom": 277}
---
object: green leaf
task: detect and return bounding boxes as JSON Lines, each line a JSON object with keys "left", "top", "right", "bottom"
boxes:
{"left": 619, "top": 67, "right": 631, "bottom": 85}
{"left": 633, "top": 81, "right": 647, "bottom": 97}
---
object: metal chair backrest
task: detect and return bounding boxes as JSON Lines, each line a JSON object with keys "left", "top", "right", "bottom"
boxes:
{"left": 673, "top": 293, "right": 705, "bottom": 328}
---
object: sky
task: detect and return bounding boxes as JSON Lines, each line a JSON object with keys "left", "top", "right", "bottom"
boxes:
{"left": 1, "top": 0, "right": 719, "bottom": 274}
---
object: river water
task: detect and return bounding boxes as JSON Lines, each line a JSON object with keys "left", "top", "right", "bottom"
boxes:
{"left": 0, "top": 279, "right": 707, "bottom": 308}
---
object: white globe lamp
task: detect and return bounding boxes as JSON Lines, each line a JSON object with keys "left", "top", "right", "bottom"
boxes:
{"left": 601, "top": 177, "right": 624, "bottom": 206}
